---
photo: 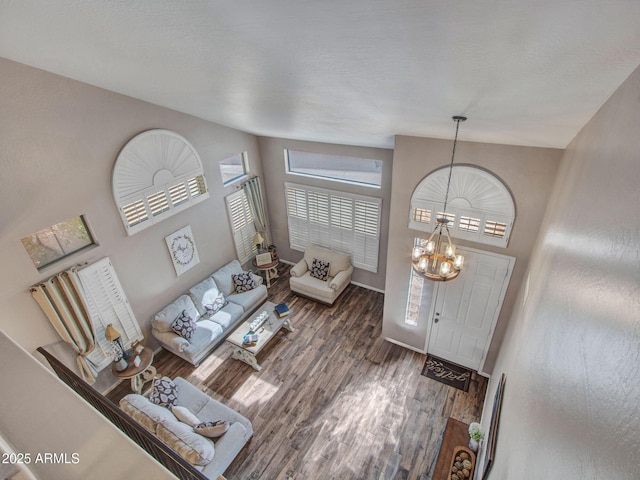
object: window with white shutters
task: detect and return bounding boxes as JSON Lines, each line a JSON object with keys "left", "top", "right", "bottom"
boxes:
{"left": 188, "top": 175, "right": 207, "bottom": 199}
{"left": 409, "top": 166, "right": 515, "bottom": 248}
{"left": 284, "top": 182, "right": 381, "bottom": 273}
{"left": 147, "top": 190, "right": 170, "bottom": 217}
{"left": 168, "top": 181, "right": 189, "bottom": 207}
{"left": 78, "top": 257, "right": 143, "bottom": 371}
{"left": 225, "top": 190, "right": 257, "bottom": 264}
{"left": 112, "top": 130, "right": 210, "bottom": 235}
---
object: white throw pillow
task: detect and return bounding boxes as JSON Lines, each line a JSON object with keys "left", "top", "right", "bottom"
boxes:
{"left": 187, "top": 277, "right": 221, "bottom": 316}
{"left": 171, "top": 405, "right": 201, "bottom": 427}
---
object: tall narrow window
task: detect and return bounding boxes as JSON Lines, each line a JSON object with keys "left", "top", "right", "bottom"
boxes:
{"left": 284, "top": 182, "right": 381, "bottom": 273}
{"left": 219, "top": 152, "right": 248, "bottom": 185}
{"left": 225, "top": 190, "right": 257, "bottom": 264}
{"left": 405, "top": 269, "right": 425, "bottom": 326}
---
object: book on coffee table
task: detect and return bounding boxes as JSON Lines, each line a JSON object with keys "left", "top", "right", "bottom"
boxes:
{"left": 243, "top": 333, "right": 259, "bottom": 346}
{"left": 274, "top": 303, "right": 289, "bottom": 318}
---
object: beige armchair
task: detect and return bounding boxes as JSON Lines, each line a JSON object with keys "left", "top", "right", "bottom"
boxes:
{"left": 289, "top": 245, "right": 353, "bottom": 305}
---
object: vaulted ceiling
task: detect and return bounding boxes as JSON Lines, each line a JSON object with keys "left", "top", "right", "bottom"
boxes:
{"left": 1, "top": 1, "right": 639, "bottom": 148}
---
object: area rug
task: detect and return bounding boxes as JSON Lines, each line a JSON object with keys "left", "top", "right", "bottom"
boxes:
{"left": 421, "top": 354, "right": 472, "bottom": 392}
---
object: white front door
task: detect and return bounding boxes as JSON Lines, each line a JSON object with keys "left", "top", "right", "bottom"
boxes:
{"left": 426, "top": 247, "right": 514, "bottom": 372}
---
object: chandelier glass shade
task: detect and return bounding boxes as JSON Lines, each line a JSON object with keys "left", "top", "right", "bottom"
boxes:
{"left": 411, "top": 116, "right": 466, "bottom": 281}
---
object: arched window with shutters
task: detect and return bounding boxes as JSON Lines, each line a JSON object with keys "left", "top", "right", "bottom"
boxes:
{"left": 112, "top": 129, "right": 209, "bottom": 235}
{"left": 409, "top": 166, "right": 515, "bottom": 248}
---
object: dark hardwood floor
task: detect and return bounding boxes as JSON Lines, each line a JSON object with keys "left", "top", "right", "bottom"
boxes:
{"left": 107, "top": 265, "right": 487, "bottom": 480}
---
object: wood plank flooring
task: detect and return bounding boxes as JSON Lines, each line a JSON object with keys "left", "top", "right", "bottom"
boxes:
{"left": 107, "top": 265, "right": 487, "bottom": 480}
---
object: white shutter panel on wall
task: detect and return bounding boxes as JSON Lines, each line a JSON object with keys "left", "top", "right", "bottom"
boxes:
{"left": 285, "top": 185, "right": 310, "bottom": 251}
{"left": 78, "top": 257, "right": 143, "bottom": 370}
{"left": 225, "top": 190, "right": 257, "bottom": 264}
{"left": 307, "top": 190, "right": 331, "bottom": 248}
{"left": 330, "top": 195, "right": 354, "bottom": 254}
{"left": 353, "top": 199, "right": 381, "bottom": 273}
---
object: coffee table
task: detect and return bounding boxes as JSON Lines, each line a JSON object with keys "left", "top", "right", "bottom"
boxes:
{"left": 226, "top": 301, "right": 293, "bottom": 371}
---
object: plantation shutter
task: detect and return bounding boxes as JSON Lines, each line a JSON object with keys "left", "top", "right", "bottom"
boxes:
{"left": 225, "top": 190, "right": 257, "bottom": 264}
{"left": 284, "top": 182, "right": 381, "bottom": 273}
{"left": 307, "top": 190, "right": 331, "bottom": 248}
{"left": 78, "top": 257, "right": 143, "bottom": 370}
{"left": 285, "top": 185, "right": 309, "bottom": 251}
{"left": 353, "top": 199, "right": 381, "bottom": 272}
{"left": 330, "top": 195, "right": 354, "bottom": 253}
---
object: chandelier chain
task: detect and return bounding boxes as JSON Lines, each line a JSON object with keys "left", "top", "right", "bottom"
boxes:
{"left": 411, "top": 115, "right": 466, "bottom": 281}
{"left": 442, "top": 117, "right": 462, "bottom": 213}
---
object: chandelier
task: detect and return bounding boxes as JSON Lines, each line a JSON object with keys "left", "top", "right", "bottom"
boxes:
{"left": 411, "top": 116, "right": 466, "bottom": 281}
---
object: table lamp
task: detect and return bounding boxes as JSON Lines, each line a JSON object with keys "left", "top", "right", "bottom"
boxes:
{"left": 105, "top": 324, "right": 131, "bottom": 360}
{"left": 252, "top": 232, "right": 264, "bottom": 252}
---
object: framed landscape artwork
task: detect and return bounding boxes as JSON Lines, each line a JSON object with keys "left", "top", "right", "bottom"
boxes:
{"left": 482, "top": 373, "right": 506, "bottom": 480}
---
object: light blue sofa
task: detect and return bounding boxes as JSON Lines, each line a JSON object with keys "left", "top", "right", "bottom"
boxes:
{"left": 152, "top": 260, "right": 267, "bottom": 365}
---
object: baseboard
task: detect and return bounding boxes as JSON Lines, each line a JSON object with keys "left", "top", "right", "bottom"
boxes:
{"left": 384, "top": 337, "right": 427, "bottom": 354}
{"left": 351, "top": 281, "right": 385, "bottom": 294}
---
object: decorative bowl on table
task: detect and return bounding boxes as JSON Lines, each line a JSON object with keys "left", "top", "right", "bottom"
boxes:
{"left": 449, "top": 445, "right": 475, "bottom": 480}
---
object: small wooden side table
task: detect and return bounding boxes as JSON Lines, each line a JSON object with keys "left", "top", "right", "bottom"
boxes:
{"left": 252, "top": 257, "right": 280, "bottom": 288}
{"left": 112, "top": 347, "right": 156, "bottom": 394}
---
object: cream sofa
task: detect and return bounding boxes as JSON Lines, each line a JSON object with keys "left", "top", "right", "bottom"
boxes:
{"left": 289, "top": 245, "right": 353, "bottom": 305}
{"left": 152, "top": 260, "right": 267, "bottom": 366}
{"left": 120, "top": 376, "right": 252, "bottom": 479}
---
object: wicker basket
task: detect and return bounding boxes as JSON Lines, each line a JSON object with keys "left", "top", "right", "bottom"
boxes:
{"left": 448, "top": 445, "right": 475, "bottom": 480}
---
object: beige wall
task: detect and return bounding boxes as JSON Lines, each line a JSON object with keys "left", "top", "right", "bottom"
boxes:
{"left": 383, "top": 135, "right": 562, "bottom": 371}
{"left": 0, "top": 329, "right": 176, "bottom": 480}
{"left": 476, "top": 65, "right": 640, "bottom": 479}
{"left": 0, "top": 58, "right": 262, "bottom": 359}
{"left": 258, "top": 136, "right": 393, "bottom": 291}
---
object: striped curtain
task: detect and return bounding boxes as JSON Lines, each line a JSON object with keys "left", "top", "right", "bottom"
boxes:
{"left": 243, "top": 176, "right": 270, "bottom": 245}
{"left": 30, "top": 269, "right": 99, "bottom": 384}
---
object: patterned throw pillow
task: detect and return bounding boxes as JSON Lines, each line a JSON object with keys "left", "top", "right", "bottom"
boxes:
{"left": 194, "top": 420, "right": 230, "bottom": 438}
{"left": 171, "top": 310, "right": 196, "bottom": 341}
{"left": 232, "top": 272, "right": 256, "bottom": 293}
{"left": 204, "top": 293, "right": 229, "bottom": 316}
{"left": 149, "top": 376, "right": 179, "bottom": 407}
{"left": 310, "top": 258, "right": 330, "bottom": 281}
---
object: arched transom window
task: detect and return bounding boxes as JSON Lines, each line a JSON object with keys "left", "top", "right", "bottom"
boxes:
{"left": 409, "top": 165, "right": 515, "bottom": 247}
{"left": 112, "top": 130, "right": 209, "bottom": 235}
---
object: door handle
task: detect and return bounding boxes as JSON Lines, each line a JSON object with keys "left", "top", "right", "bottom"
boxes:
{"left": 434, "top": 317, "right": 439, "bottom": 323}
